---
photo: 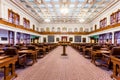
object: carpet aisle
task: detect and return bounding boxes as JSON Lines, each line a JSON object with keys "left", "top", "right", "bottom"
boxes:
{"left": 14, "top": 46, "right": 112, "bottom": 80}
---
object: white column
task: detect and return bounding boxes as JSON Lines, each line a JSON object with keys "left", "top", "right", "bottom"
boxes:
{"left": 39, "top": 36, "right": 41, "bottom": 43}
{"left": 112, "top": 32, "right": 114, "bottom": 44}
{"left": 86, "top": 36, "right": 90, "bottom": 43}
{"left": 14, "top": 31, "right": 17, "bottom": 45}
{"left": 0, "top": 0, "right": 2, "bottom": 18}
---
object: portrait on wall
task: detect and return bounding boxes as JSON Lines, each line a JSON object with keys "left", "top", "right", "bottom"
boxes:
{"left": 43, "top": 37, "right": 46, "bottom": 42}
{"left": 69, "top": 37, "right": 73, "bottom": 42}
{"left": 48, "top": 36, "right": 54, "bottom": 42}
{"left": 56, "top": 38, "right": 59, "bottom": 41}
{"left": 75, "top": 36, "right": 81, "bottom": 42}
{"left": 8, "top": 10, "right": 13, "bottom": 23}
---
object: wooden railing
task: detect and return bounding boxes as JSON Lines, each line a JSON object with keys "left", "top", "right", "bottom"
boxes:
{"left": 39, "top": 32, "right": 88, "bottom": 35}
{"left": 89, "top": 23, "right": 120, "bottom": 34}
{"left": 0, "top": 18, "right": 39, "bottom": 34}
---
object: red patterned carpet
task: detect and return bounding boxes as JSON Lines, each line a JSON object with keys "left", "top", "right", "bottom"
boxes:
{"left": 14, "top": 46, "right": 112, "bottom": 80}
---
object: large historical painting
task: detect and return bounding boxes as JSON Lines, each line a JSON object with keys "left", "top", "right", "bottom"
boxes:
{"left": 48, "top": 36, "right": 54, "bottom": 42}
{"left": 69, "top": 37, "right": 73, "bottom": 42}
{"left": 75, "top": 36, "right": 81, "bottom": 42}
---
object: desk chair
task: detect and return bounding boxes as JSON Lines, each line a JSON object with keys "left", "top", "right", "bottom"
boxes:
{"left": 4, "top": 47, "right": 26, "bottom": 68}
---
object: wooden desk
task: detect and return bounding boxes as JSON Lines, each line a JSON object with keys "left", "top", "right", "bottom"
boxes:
{"left": 0, "top": 50, "right": 4, "bottom": 54}
{"left": 0, "top": 56, "right": 18, "bottom": 80}
{"left": 83, "top": 47, "right": 92, "bottom": 57}
{"left": 91, "top": 50, "right": 110, "bottom": 66}
{"left": 18, "top": 50, "right": 37, "bottom": 66}
{"left": 38, "top": 47, "right": 46, "bottom": 55}
{"left": 111, "top": 56, "right": 120, "bottom": 80}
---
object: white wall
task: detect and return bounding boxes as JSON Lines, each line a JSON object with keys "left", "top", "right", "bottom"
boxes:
{"left": 90, "top": 1, "right": 120, "bottom": 31}
{"left": 1, "top": 0, "right": 40, "bottom": 31}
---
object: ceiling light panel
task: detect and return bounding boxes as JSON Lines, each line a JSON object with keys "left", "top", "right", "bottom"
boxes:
{"left": 84, "top": 4, "right": 90, "bottom": 8}
{"left": 69, "top": 4, "right": 75, "bottom": 8}
{"left": 40, "top": 4, "right": 45, "bottom": 8}
{"left": 53, "top": 0, "right": 59, "bottom": 2}
{"left": 71, "top": 0, "right": 76, "bottom": 2}
{"left": 77, "top": 4, "right": 82, "bottom": 8}
{"left": 45, "top": 0, "right": 51, "bottom": 2}
{"left": 78, "top": 0, "right": 84, "bottom": 2}
{"left": 28, "top": 0, "right": 34, "bottom": 2}
{"left": 55, "top": 4, "right": 60, "bottom": 8}
{"left": 47, "top": 4, "right": 52, "bottom": 8}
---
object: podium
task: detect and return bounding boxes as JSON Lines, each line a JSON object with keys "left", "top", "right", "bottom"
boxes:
{"left": 61, "top": 44, "right": 67, "bottom": 56}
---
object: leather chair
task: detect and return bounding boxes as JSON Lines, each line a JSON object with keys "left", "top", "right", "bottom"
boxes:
{"left": 91, "top": 45, "right": 102, "bottom": 65}
{"left": 37, "top": 44, "right": 45, "bottom": 58}
{"left": 27, "top": 45, "right": 36, "bottom": 50}
{"left": 102, "top": 47, "right": 120, "bottom": 70}
{"left": 92, "top": 45, "right": 101, "bottom": 51}
{"left": 83, "top": 45, "right": 92, "bottom": 58}
{"left": 44, "top": 43, "right": 49, "bottom": 53}
{"left": 4, "top": 47, "right": 26, "bottom": 68}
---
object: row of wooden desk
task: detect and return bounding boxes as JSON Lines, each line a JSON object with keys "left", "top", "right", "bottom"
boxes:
{"left": 86, "top": 48, "right": 120, "bottom": 80}
{"left": 0, "top": 48, "right": 39, "bottom": 80}
{"left": 71, "top": 44, "right": 120, "bottom": 80}
{"left": 0, "top": 44, "right": 57, "bottom": 80}
{"left": 18, "top": 50, "right": 37, "bottom": 66}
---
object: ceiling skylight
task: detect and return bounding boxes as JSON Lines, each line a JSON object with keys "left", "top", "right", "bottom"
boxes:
{"left": 69, "top": 4, "right": 75, "bottom": 8}
{"left": 44, "top": 18, "right": 51, "bottom": 22}
{"left": 71, "top": 0, "right": 75, "bottom": 2}
{"left": 45, "top": 0, "right": 51, "bottom": 2}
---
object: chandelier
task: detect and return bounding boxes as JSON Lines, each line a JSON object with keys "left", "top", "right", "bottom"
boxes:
{"left": 60, "top": 4, "right": 69, "bottom": 15}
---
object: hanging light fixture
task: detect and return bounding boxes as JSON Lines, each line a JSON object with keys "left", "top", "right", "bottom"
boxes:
{"left": 79, "top": 18, "right": 85, "bottom": 23}
{"left": 44, "top": 18, "right": 50, "bottom": 22}
{"left": 60, "top": 4, "right": 69, "bottom": 15}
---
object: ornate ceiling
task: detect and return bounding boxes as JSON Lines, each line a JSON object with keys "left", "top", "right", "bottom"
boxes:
{"left": 11, "top": 0, "right": 118, "bottom": 23}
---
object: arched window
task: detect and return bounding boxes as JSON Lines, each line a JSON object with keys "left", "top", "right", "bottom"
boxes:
{"left": 94, "top": 25, "right": 97, "bottom": 30}
{"left": 68, "top": 28, "right": 72, "bottom": 32}
{"left": 46, "top": 27, "right": 50, "bottom": 32}
{"left": 62, "top": 27, "right": 67, "bottom": 32}
{"left": 52, "top": 27, "right": 55, "bottom": 32}
{"left": 80, "top": 27, "right": 83, "bottom": 32}
{"left": 57, "top": 27, "right": 61, "bottom": 32}
{"left": 41, "top": 28, "right": 44, "bottom": 32}
{"left": 74, "top": 28, "right": 78, "bottom": 32}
